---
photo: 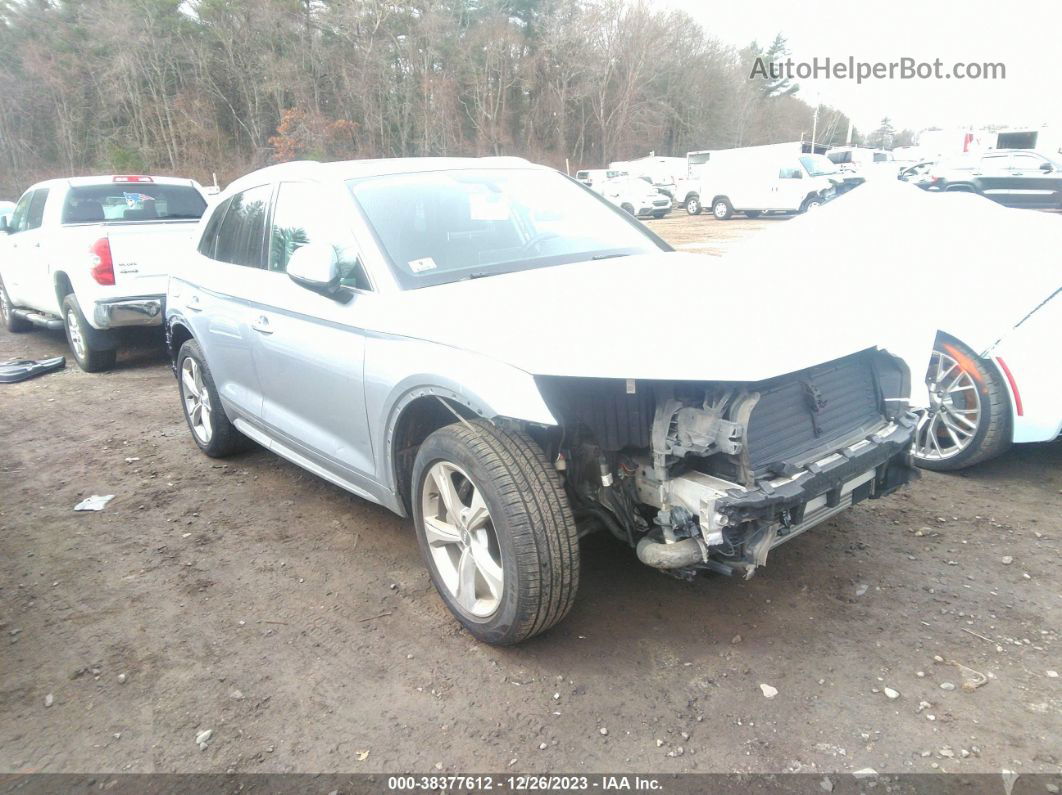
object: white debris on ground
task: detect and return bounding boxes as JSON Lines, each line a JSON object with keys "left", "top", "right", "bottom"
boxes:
{"left": 73, "top": 495, "right": 115, "bottom": 511}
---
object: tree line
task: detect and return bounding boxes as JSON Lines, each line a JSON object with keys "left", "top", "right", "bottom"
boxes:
{"left": 0, "top": 0, "right": 864, "bottom": 197}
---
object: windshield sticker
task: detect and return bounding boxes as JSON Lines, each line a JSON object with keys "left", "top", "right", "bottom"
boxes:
{"left": 468, "top": 193, "right": 510, "bottom": 221}
{"left": 408, "top": 257, "right": 438, "bottom": 273}
{"left": 123, "top": 192, "right": 156, "bottom": 207}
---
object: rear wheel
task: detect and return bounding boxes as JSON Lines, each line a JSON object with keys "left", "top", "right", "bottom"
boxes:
{"left": 177, "top": 338, "right": 242, "bottom": 457}
{"left": 712, "top": 198, "right": 733, "bottom": 220}
{"left": 62, "top": 295, "right": 116, "bottom": 372}
{"left": 412, "top": 420, "right": 579, "bottom": 645}
{"left": 800, "top": 196, "right": 823, "bottom": 213}
{"left": 0, "top": 278, "right": 31, "bottom": 332}
{"left": 913, "top": 334, "right": 1012, "bottom": 471}
{"left": 620, "top": 203, "right": 635, "bottom": 215}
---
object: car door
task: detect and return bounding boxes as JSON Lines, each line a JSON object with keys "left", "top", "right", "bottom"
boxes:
{"left": 246, "top": 180, "right": 376, "bottom": 481}
{"left": 973, "top": 152, "right": 1014, "bottom": 203}
{"left": 181, "top": 184, "right": 274, "bottom": 423}
{"left": 774, "top": 164, "right": 805, "bottom": 210}
{"left": 1006, "top": 152, "right": 1062, "bottom": 208}
{"left": 3, "top": 188, "right": 50, "bottom": 308}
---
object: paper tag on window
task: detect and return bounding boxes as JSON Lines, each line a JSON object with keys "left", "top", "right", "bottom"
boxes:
{"left": 408, "top": 257, "right": 437, "bottom": 273}
{"left": 468, "top": 193, "right": 510, "bottom": 221}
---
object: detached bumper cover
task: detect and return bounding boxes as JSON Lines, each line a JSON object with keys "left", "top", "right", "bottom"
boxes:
{"left": 93, "top": 295, "right": 164, "bottom": 328}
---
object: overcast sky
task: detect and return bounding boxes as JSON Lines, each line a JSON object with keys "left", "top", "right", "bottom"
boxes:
{"left": 659, "top": 0, "right": 1062, "bottom": 134}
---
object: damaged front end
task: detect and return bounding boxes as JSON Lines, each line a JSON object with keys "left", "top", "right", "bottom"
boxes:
{"left": 534, "top": 349, "right": 919, "bottom": 579}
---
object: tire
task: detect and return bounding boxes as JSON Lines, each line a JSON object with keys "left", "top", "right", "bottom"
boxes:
{"left": 62, "top": 295, "right": 116, "bottom": 372}
{"left": 0, "top": 277, "right": 32, "bottom": 332}
{"left": 620, "top": 203, "right": 635, "bottom": 215}
{"left": 652, "top": 210, "right": 667, "bottom": 219}
{"left": 176, "top": 338, "right": 242, "bottom": 458}
{"left": 913, "top": 333, "right": 1012, "bottom": 471}
{"left": 685, "top": 195, "right": 702, "bottom": 215}
{"left": 412, "top": 420, "right": 579, "bottom": 645}
{"left": 800, "top": 196, "right": 823, "bottom": 213}
{"left": 712, "top": 198, "right": 733, "bottom": 220}
{"left": 744, "top": 210, "right": 762, "bottom": 218}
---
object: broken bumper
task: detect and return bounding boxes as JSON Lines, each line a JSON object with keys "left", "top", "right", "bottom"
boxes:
{"left": 635, "top": 415, "right": 918, "bottom": 574}
{"left": 93, "top": 295, "right": 165, "bottom": 329}
{"left": 714, "top": 416, "right": 917, "bottom": 570}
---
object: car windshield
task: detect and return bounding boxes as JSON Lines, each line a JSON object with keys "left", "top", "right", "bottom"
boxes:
{"left": 799, "top": 155, "right": 839, "bottom": 177}
{"left": 347, "top": 168, "right": 663, "bottom": 288}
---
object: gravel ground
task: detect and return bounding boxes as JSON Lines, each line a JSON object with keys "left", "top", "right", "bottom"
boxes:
{"left": 1, "top": 214, "right": 1059, "bottom": 775}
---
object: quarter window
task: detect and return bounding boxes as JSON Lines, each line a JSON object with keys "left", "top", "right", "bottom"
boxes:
{"left": 214, "top": 185, "right": 272, "bottom": 268}
{"left": 197, "top": 197, "right": 231, "bottom": 258}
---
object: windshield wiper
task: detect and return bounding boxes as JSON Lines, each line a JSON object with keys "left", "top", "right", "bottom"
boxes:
{"left": 591, "top": 252, "right": 629, "bottom": 261}
{"left": 462, "top": 270, "right": 511, "bottom": 280}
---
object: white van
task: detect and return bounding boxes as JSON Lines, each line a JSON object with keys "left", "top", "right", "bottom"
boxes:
{"left": 684, "top": 143, "right": 840, "bottom": 218}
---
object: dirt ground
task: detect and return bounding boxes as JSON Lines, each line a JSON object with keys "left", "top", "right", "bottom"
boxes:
{"left": 1, "top": 213, "right": 1059, "bottom": 777}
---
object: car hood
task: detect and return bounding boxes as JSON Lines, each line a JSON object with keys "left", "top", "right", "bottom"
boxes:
{"left": 366, "top": 249, "right": 933, "bottom": 384}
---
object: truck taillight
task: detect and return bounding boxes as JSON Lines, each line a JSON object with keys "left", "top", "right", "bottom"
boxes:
{"left": 90, "top": 238, "right": 115, "bottom": 285}
{"left": 112, "top": 175, "right": 153, "bottom": 183}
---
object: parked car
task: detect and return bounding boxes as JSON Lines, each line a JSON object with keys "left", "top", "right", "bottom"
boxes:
{"left": 910, "top": 196, "right": 1060, "bottom": 469}
{"left": 898, "top": 160, "right": 936, "bottom": 189}
{"left": 925, "top": 150, "right": 1062, "bottom": 209}
{"left": 597, "top": 176, "right": 672, "bottom": 218}
{"left": 166, "top": 157, "right": 920, "bottom": 645}
{"left": 686, "top": 145, "right": 841, "bottom": 219}
{"left": 0, "top": 175, "right": 208, "bottom": 371}
{"left": 573, "top": 168, "right": 627, "bottom": 190}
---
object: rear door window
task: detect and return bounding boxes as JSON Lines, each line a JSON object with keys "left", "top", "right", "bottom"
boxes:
{"left": 213, "top": 185, "right": 272, "bottom": 268}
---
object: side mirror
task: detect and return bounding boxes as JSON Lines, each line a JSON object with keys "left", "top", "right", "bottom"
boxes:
{"left": 0, "top": 217, "right": 10, "bottom": 234}
{"left": 1040, "top": 161, "right": 1053, "bottom": 172}
{"left": 287, "top": 243, "right": 341, "bottom": 297}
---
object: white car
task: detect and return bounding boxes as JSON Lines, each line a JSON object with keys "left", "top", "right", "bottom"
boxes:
{"left": 596, "top": 176, "right": 672, "bottom": 218}
{"left": 0, "top": 175, "right": 208, "bottom": 371}
{"left": 732, "top": 178, "right": 1061, "bottom": 472}
{"left": 164, "top": 157, "right": 921, "bottom": 645}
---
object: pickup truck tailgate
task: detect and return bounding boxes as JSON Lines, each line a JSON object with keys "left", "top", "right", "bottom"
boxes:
{"left": 105, "top": 221, "right": 200, "bottom": 295}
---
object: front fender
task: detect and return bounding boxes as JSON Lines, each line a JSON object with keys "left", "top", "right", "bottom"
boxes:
{"left": 364, "top": 334, "right": 557, "bottom": 490}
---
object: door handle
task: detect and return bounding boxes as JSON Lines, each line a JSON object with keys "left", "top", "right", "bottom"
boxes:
{"left": 252, "top": 315, "right": 274, "bottom": 334}
{"left": 187, "top": 294, "right": 203, "bottom": 312}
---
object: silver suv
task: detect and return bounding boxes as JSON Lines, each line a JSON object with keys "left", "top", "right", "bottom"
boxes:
{"left": 166, "top": 157, "right": 918, "bottom": 645}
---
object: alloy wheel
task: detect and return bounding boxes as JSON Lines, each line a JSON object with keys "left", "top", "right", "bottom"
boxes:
{"left": 65, "top": 308, "right": 86, "bottom": 361}
{"left": 421, "top": 461, "right": 504, "bottom": 618}
{"left": 181, "top": 356, "right": 213, "bottom": 444}
{"left": 914, "top": 348, "right": 981, "bottom": 462}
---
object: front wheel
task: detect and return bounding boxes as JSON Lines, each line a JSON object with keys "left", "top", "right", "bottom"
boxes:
{"left": 62, "top": 295, "right": 116, "bottom": 372}
{"left": 412, "top": 420, "right": 579, "bottom": 645}
{"left": 685, "top": 196, "right": 702, "bottom": 215}
{"left": 800, "top": 197, "right": 823, "bottom": 213}
{"left": 744, "top": 210, "right": 762, "bottom": 218}
{"left": 913, "top": 333, "right": 1012, "bottom": 471}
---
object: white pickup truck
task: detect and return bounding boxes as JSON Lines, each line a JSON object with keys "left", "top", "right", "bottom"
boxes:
{"left": 0, "top": 175, "right": 208, "bottom": 371}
